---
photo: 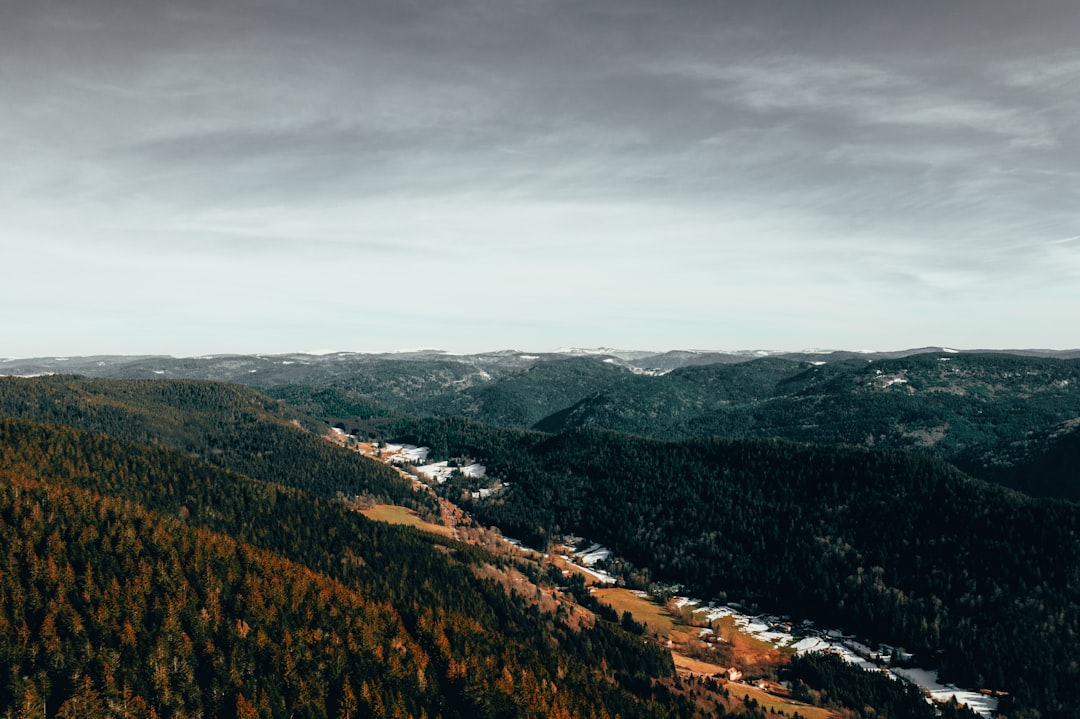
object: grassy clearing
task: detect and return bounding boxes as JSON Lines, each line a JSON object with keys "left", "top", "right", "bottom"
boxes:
{"left": 592, "top": 588, "right": 678, "bottom": 634}
{"left": 727, "top": 683, "right": 836, "bottom": 719}
{"left": 360, "top": 504, "right": 454, "bottom": 538}
{"left": 672, "top": 653, "right": 727, "bottom": 675}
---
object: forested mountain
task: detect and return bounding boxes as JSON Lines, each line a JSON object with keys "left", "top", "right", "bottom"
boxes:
{"left": 0, "top": 376, "right": 431, "bottom": 514}
{"left": 381, "top": 416, "right": 1080, "bottom": 718}
{"left": 0, "top": 415, "right": 698, "bottom": 718}
{"left": 956, "top": 419, "right": 1080, "bottom": 499}
{"left": 208, "top": 351, "right": 1080, "bottom": 501}
{"left": 3, "top": 355, "right": 1080, "bottom": 715}
{"left": 533, "top": 353, "right": 1080, "bottom": 449}
{"left": 409, "top": 358, "right": 633, "bottom": 428}
{"left": 4, "top": 351, "right": 1078, "bottom": 500}
{"left": 529, "top": 353, "right": 1080, "bottom": 500}
{"left": 4, "top": 347, "right": 1078, "bottom": 385}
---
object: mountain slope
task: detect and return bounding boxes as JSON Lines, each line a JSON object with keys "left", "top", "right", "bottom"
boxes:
{"left": 414, "top": 357, "right": 635, "bottom": 428}
{"left": 0, "top": 376, "right": 429, "bottom": 511}
{"left": 0, "top": 416, "right": 696, "bottom": 718}
{"left": 386, "top": 416, "right": 1080, "bottom": 717}
{"left": 958, "top": 418, "right": 1080, "bottom": 499}
{"left": 0, "top": 467, "right": 436, "bottom": 718}
{"left": 532, "top": 353, "right": 1080, "bottom": 499}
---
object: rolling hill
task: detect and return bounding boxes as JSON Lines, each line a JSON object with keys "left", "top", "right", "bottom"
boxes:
{"left": 0, "top": 410, "right": 695, "bottom": 718}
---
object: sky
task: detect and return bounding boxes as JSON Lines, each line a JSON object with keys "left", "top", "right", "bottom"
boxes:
{"left": 2, "top": 0, "right": 1079, "bottom": 357}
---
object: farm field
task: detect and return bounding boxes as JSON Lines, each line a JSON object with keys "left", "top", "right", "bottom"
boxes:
{"left": 359, "top": 504, "right": 455, "bottom": 538}
{"left": 728, "top": 684, "right": 836, "bottom": 719}
{"left": 594, "top": 588, "right": 838, "bottom": 719}
{"left": 592, "top": 587, "right": 678, "bottom": 634}
{"left": 672, "top": 653, "right": 726, "bottom": 675}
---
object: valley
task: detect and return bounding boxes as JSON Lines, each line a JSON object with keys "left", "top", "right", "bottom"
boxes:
{"left": 0, "top": 351, "right": 1077, "bottom": 717}
{"left": 344, "top": 434, "right": 1002, "bottom": 718}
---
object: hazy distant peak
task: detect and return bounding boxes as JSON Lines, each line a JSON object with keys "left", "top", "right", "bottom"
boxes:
{"left": 554, "top": 347, "right": 658, "bottom": 360}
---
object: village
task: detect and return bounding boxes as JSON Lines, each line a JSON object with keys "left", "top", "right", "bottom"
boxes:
{"left": 330, "top": 431, "right": 1001, "bottom": 718}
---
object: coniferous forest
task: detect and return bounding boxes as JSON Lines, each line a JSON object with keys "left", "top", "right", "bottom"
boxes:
{"left": 0, "top": 415, "right": 698, "bottom": 718}
{"left": 385, "top": 417, "right": 1080, "bottom": 718}
{"left": 1, "top": 367, "right": 1079, "bottom": 717}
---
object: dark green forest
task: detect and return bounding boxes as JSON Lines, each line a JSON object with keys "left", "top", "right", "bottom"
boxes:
{"left": 0, "top": 377, "right": 432, "bottom": 514}
{"left": 247, "top": 352, "right": 1080, "bottom": 501}
{"left": 384, "top": 416, "right": 1080, "bottom": 718}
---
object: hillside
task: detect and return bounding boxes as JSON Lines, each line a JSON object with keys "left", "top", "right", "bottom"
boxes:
{"left": 410, "top": 357, "right": 635, "bottom": 428}
{"left": 0, "top": 416, "right": 695, "bottom": 718}
{"left": 956, "top": 418, "right": 1080, "bottom": 498}
{"left": 0, "top": 376, "right": 431, "bottom": 513}
{"left": 229, "top": 351, "right": 1080, "bottom": 501}
{"left": 530, "top": 353, "right": 1080, "bottom": 499}
{"left": 383, "top": 416, "right": 1080, "bottom": 717}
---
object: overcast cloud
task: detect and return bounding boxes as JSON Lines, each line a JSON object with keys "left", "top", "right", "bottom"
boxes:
{"left": 2, "top": 0, "right": 1078, "bottom": 356}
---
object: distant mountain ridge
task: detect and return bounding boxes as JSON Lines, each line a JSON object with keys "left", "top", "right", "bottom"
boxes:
{"left": 4, "top": 345, "right": 1080, "bottom": 381}
{"left": 4, "top": 347, "right": 1079, "bottom": 500}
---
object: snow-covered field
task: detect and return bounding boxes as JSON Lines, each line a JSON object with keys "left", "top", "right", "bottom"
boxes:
{"left": 560, "top": 559, "right": 616, "bottom": 584}
{"left": 790, "top": 636, "right": 828, "bottom": 653}
{"left": 575, "top": 543, "right": 612, "bottom": 566}
{"left": 415, "top": 460, "right": 487, "bottom": 483}
{"left": 891, "top": 668, "right": 999, "bottom": 717}
{"left": 384, "top": 444, "right": 431, "bottom": 464}
{"left": 416, "top": 461, "right": 453, "bottom": 482}
{"left": 559, "top": 538, "right": 617, "bottom": 583}
{"left": 461, "top": 463, "right": 486, "bottom": 477}
{"left": 671, "top": 596, "right": 997, "bottom": 717}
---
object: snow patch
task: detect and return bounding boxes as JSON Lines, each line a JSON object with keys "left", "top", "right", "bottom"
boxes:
{"left": 890, "top": 668, "right": 998, "bottom": 717}
{"left": 416, "top": 461, "right": 453, "bottom": 483}
{"left": 574, "top": 564, "right": 617, "bottom": 584}
{"left": 674, "top": 594, "right": 998, "bottom": 718}
{"left": 575, "top": 543, "right": 612, "bottom": 567}
{"left": 385, "top": 444, "right": 430, "bottom": 464}
{"left": 791, "top": 637, "right": 827, "bottom": 653}
{"left": 460, "top": 463, "right": 486, "bottom": 478}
